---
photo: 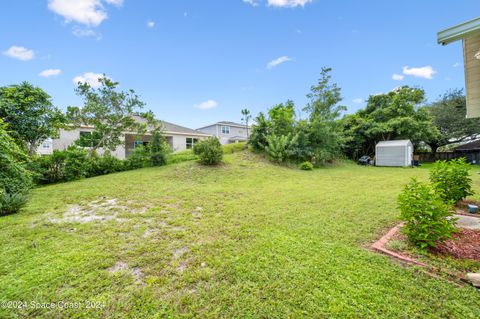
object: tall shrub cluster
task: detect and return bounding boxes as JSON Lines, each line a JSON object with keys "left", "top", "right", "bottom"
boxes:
{"left": 397, "top": 159, "right": 474, "bottom": 249}
{"left": 249, "top": 68, "right": 345, "bottom": 166}
{"left": 0, "top": 119, "right": 32, "bottom": 215}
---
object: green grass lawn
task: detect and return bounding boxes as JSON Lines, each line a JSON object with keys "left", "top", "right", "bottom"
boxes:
{"left": 1, "top": 152, "right": 480, "bottom": 318}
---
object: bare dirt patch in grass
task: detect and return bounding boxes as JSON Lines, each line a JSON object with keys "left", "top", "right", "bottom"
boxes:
{"left": 108, "top": 261, "right": 144, "bottom": 285}
{"left": 48, "top": 197, "right": 149, "bottom": 224}
{"left": 172, "top": 246, "right": 190, "bottom": 273}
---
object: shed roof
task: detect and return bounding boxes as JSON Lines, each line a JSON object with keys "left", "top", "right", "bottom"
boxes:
{"left": 376, "top": 140, "right": 412, "bottom": 147}
{"left": 437, "top": 17, "right": 480, "bottom": 45}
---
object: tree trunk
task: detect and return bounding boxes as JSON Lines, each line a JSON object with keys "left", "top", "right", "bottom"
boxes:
{"left": 28, "top": 142, "right": 37, "bottom": 157}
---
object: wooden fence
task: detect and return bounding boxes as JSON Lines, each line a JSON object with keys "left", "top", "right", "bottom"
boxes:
{"left": 415, "top": 152, "right": 459, "bottom": 163}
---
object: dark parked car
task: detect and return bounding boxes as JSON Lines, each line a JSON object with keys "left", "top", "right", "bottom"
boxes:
{"left": 358, "top": 155, "right": 371, "bottom": 165}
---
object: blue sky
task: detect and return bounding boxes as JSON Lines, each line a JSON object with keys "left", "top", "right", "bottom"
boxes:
{"left": 1, "top": 0, "right": 478, "bottom": 128}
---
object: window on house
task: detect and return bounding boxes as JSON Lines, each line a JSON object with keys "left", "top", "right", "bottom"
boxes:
{"left": 80, "top": 131, "right": 91, "bottom": 138}
{"left": 134, "top": 140, "right": 149, "bottom": 148}
{"left": 221, "top": 125, "right": 230, "bottom": 134}
{"left": 77, "top": 131, "right": 96, "bottom": 147}
{"left": 42, "top": 141, "right": 50, "bottom": 148}
{"left": 238, "top": 129, "right": 243, "bottom": 134}
{"left": 186, "top": 137, "right": 198, "bottom": 149}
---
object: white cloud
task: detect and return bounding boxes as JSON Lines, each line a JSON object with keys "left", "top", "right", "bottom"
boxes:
{"left": 48, "top": 0, "right": 122, "bottom": 27}
{"left": 105, "top": 0, "right": 123, "bottom": 6}
{"left": 267, "top": 56, "right": 292, "bottom": 69}
{"left": 39, "top": 69, "right": 62, "bottom": 78}
{"left": 194, "top": 99, "right": 218, "bottom": 110}
{"left": 72, "top": 72, "right": 106, "bottom": 88}
{"left": 72, "top": 26, "right": 100, "bottom": 38}
{"left": 48, "top": 0, "right": 107, "bottom": 26}
{"left": 267, "top": 0, "right": 313, "bottom": 7}
{"left": 243, "top": 0, "right": 259, "bottom": 6}
{"left": 147, "top": 20, "right": 155, "bottom": 28}
{"left": 402, "top": 65, "right": 436, "bottom": 79}
{"left": 2, "top": 46, "right": 35, "bottom": 61}
{"left": 352, "top": 98, "right": 363, "bottom": 104}
{"left": 392, "top": 73, "right": 404, "bottom": 81}
{"left": 452, "top": 62, "right": 461, "bottom": 67}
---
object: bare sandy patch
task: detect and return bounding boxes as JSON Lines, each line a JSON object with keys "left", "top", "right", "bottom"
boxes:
{"left": 48, "top": 197, "right": 149, "bottom": 224}
{"left": 108, "top": 261, "right": 144, "bottom": 285}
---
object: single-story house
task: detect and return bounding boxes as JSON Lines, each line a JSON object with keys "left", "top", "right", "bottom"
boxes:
{"left": 38, "top": 117, "right": 211, "bottom": 159}
{"left": 438, "top": 17, "right": 480, "bottom": 118}
{"left": 197, "top": 121, "right": 250, "bottom": 145}
{"left": 454, "top": 140, "right": 480, "bottom": 164}
{"left": 375, "top": 140, "right": 413, "bottom": 167}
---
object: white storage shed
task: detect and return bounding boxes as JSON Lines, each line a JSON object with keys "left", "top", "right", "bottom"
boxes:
{"left": 375, "top": 140, "right": 413, "bottom": 167}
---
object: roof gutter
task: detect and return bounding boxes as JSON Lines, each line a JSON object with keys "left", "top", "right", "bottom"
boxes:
{"left": 437, "top": 17, "right": 480, "bottom": 45}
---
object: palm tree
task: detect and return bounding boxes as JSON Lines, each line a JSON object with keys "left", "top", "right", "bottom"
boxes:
{"left": 241, "top": 108, "right": 251, "bottom": 139}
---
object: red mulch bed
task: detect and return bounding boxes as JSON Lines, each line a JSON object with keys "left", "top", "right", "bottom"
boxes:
{"left": 432, "top": 229, "right": 480, "bottom": 262}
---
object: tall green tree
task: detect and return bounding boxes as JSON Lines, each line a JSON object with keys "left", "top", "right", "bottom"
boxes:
{"left": 241, "top": 108, "right": 251, "bottom": 138}
{"left": 425, "top": 89, "right": 480, "bottom": 152}
{"left": 67, "top": 76, "right": 151, "bottom": 153}
{"left": 304, "top": 67, "right": 346, "bottom": 163}
{"left": 0, "top": 82, "right": 65, "bottom": 155}
{"left": 268, "top": 100, "right": 296, "bottom": 136}
{"left": 342, "top": 86, "right": 439, "bottom": 159}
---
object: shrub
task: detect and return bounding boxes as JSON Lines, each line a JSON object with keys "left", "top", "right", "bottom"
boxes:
{"left": 0, "top": 119, "right": 32, "bottom": 195}
{"left": 398, "top": 178, "right": 457, "bottom": 249}
{"left": 265, "top": 134, "right": 291, "bottom": 163}
{"left": 193, "top": 137, "right": 223, "bottom": 165}
{"left": 64, "top": 146, "right": 89, "bottom": 181}
{"left": 222, "top": 142, "right": 246, "bottom": 154}
{"left": 0, "top": 191, "right": 29, "bottom": 216}
{"left": 87, "top": 151, "right": 125, "bottom": 177}
{"left": 28, "top": 151, "right": 66, "bottom": 184}
{"left": 125, "top": 145, "right": 150, "bottom": 170}
{"left": 430, "top": 158, "right": 473, "bottom": 203}
{"left": 150, "top": 131, "right": 169, "bottom": 167}
{"left": 299, "top": 161, "right": 314, "bottom": 171}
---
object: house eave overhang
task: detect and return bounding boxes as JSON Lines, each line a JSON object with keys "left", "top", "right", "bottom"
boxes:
{"left": 437, "top": 17, "right": 480, "bottom": 45}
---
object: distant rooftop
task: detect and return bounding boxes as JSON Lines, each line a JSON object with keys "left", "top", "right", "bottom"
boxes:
{"left": 161, "top": 120, "right": 209, "bottom": 136}
{"left": 455, "top": 140, "right": 480, "bottom": 151}
{"left": 131, "top": 115, "right": 209, "bottom": 136}
{"left": 197, "top": 121, "right": 249, "bottom": 129}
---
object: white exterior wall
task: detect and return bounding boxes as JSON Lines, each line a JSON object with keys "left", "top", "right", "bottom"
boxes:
{"left": 47, "top": 128, "right": 128, "bottom": 159}
{"left": 375, "top": 142, "right": 413, "bottom": 167}
{"left": 170, "top": 134, "right": 209, "bottom": 152}
{"left": 36, "top": 138, "right": 53, "bottom": 155}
